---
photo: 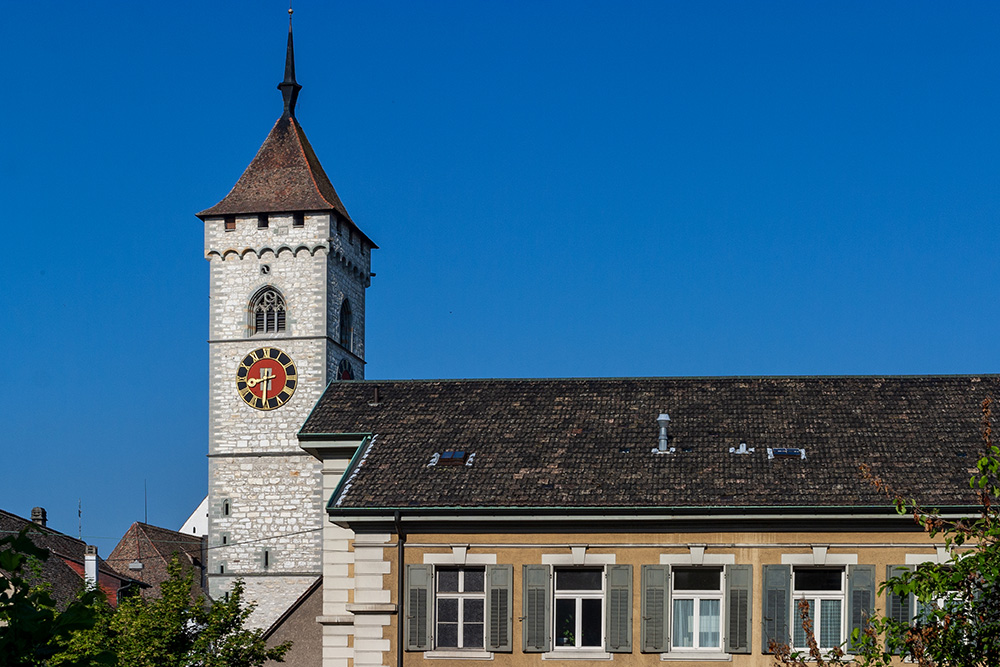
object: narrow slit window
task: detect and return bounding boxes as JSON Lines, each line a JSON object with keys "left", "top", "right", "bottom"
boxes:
{"left": 339, "top": 299, "right": 353, "bottom": 350}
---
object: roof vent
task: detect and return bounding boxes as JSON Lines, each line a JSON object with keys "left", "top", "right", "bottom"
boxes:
{"left": 368, "top": 386, "right": 381, "bottom": 407}
{"left": 652, "top": 413, "right": 674, "bottom": 454}
{"left": 768, "top": 447, "right": 806, "bottom": 460}
{"left": 128, "top": 560, "right": 144, "bottom": 571}
{"left": 730, "top": 442, "right": 755, "bottom": 455}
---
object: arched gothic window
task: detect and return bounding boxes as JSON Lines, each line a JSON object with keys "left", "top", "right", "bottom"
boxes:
{"left": 337, "top": 359, "right": 355, "bottom": 381}
{"left": 249, "top": 287, "right": 286, "bottom": 335}
{"left": 339, "top": 299, "right": 353, "bottom": 350}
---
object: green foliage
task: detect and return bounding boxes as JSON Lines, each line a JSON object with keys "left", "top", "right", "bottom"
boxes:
{"left": 54, "top": 557, "right": 290, "bottom": 667}
{"left": 775, "top": 398, "right": 1000, "bottom": 667}
{"left": 0, "top": 528, "right": 113, "bottom": 667}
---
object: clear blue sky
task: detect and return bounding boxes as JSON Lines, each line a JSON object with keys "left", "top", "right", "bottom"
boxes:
{"left": 3, "top": 1, "right": 999, "bottom": 555}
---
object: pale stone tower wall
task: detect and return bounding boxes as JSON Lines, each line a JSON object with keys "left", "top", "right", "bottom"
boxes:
{"left": 204, "top": 211, "right": 372, "bottom": 627}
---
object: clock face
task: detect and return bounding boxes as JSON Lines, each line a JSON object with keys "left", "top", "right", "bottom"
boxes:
{"left": 236, "top": 348, "right": 297, "bottom": 410}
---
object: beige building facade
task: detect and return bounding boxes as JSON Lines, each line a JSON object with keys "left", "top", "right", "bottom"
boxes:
{"left": 299, "top": 377, "right": 995, "bottom": 667}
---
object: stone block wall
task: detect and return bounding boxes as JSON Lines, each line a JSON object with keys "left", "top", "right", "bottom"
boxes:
{"left": 202, "top": 211, "right": 373, "bottom": 627}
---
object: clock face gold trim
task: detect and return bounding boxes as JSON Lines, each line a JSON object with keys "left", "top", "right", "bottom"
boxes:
{"left": 236, "top": 347, "right": 297, "bottom": 410}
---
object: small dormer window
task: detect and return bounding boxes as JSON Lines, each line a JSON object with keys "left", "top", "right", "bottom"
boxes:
{"left": 439, "top": 450, "right": 469, "bottom": 466}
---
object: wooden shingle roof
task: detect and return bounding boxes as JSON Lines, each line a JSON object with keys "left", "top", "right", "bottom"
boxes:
{"left": 300, "top": 376, "right": 1000, "bottom": 513}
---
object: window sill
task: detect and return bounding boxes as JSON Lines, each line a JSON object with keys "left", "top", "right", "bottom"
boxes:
{"left": 425, "top": 650, "right": 493, "bottom": 660}
{"left": 543, "top": 650, "right": 612, "bottom": 660}
{"left": 661, "top": 652, "right": 732, "bottom": 661}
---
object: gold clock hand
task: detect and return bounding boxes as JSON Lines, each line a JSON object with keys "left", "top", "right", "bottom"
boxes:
{"left": 245, "top": 372, "right": 275, "bottom": 388}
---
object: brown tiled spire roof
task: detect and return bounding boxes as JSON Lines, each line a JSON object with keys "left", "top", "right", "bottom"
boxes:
{"left": 197, "top": 17, "right": 375, "bottom": 247}
{"left": 196, "top": 116, "right": 356, "bottom": 224}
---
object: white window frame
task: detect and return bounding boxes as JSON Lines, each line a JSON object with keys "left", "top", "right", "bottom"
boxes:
{"left": 553, "top": 567, "right": 605, "bottom": 651}
{"left": 659, "top": 548, "right": 735, "bottom": 661}
{"left": 538, "top": 550, "right": 615, "bottom": 660}
{"left": 423, "top": 549, "right": 496, "bottom": 659}
{"left": 790, "top": 568, "right": 846, "bottom": 651}
{"left": 903, "top": 551, "right": 963, "bottom": 626}
{"left": 670, "top": 567, "right": 724, "bottom": 652}
{"left": 434, "top": 567, "right": 486, "bottom": 650}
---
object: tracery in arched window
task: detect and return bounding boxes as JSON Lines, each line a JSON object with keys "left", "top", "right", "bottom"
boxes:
{"left": 337, "top": 359, "right": 355, "bottom": 381}
{"left": 249, "top": 287, "right": 286, "bottom": 335}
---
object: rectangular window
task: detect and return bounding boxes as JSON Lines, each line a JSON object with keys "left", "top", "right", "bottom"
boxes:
{"left": 293, "top": 212, "right": 304, "bottom": 227}
{"left": 436, "top": 567, "right": 485, "bottom": 649}
{"left": 671, "top": 567, "right": 723, "bottom": 650}
{"left": 792, "top": 568, "right": 845, "bottom": 650}
{"left": 554, "top": 568, "right": 603, "bottom": 649}
{"left": 224, "top": 216, "right": 236, "bottom": 231}
{"left": 257, "top": 214, "right": 269, "bottom": 229}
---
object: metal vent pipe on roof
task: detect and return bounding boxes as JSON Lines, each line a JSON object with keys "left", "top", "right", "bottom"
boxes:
{"left": 657, "top": 413, "right": 671, "bottom": 452}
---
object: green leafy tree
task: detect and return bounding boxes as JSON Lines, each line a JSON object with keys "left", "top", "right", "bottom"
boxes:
{"left": 774, "top": 398, "right": 1000, "bottom": 667}
{"left": 55, "top": 557, "right": 289, "bottom": 667}
{"left": 0, "top": 528, "right": 113, "bottom": 667}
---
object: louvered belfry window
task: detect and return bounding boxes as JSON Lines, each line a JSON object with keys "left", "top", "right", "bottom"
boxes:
{"left": 250, "top": 287, "right": 286, "bottom": 335}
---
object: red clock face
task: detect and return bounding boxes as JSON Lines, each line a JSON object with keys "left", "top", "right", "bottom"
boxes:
{"left": 236, "top": 348, "right": 297, "bottom": 410}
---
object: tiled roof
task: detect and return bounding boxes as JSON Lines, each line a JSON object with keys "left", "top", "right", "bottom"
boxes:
{"left": 197, "top": 116, "right": 374, "bottom": 246}
{"left": 107, "top": 522, "right": 205, "bottom": 599}
{"left": 0, "top": 509, "right": 135, "bottom": 608}
{"left": 300, "top": 376, "right": 1000, "bottom": 512}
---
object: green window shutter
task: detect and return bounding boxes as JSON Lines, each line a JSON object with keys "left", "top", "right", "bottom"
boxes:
{"left": 522, "top": 564, "right": 551, "bottom": 652}
{"left": 761, "top": 564, "right": 790, "bottom": 654}
{"left": 847, "top": 565, "right": 876, "bottom": 652}
{"left": 605, "top": 564, "right": 633, "bottom": 652}
{"left": 886, "top": 565, "right": 913, "bottom": 655}
{"left": 405, "top": 564, "right": 433, "bottom": 651}
{"left": 486, "top": 564, "right": 513, "bottom": 652}
{"left": 725, "top": 564, "right": 753, "bottom": 654}
{"left": 640, "top": 564, "right": 670, "bottom": 653}
{"left": 886, "top": 565, "right": 913, "bottom": 624}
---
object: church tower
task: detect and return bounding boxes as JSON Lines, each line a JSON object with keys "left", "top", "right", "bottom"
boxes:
{"left": 197, "top": 17, "right": 375, "bottom": 626}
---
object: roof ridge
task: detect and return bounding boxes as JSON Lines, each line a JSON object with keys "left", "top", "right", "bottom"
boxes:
{"left": 292, "top": 119, "right": 331, "bottom": 209}
{"left": 334, "top": 373, "right": 1000, "bottom": 384}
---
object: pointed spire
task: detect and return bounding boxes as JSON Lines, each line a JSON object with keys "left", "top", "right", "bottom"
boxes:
{"left": 278, "top": 8, "right": 302, "bottom": 118}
